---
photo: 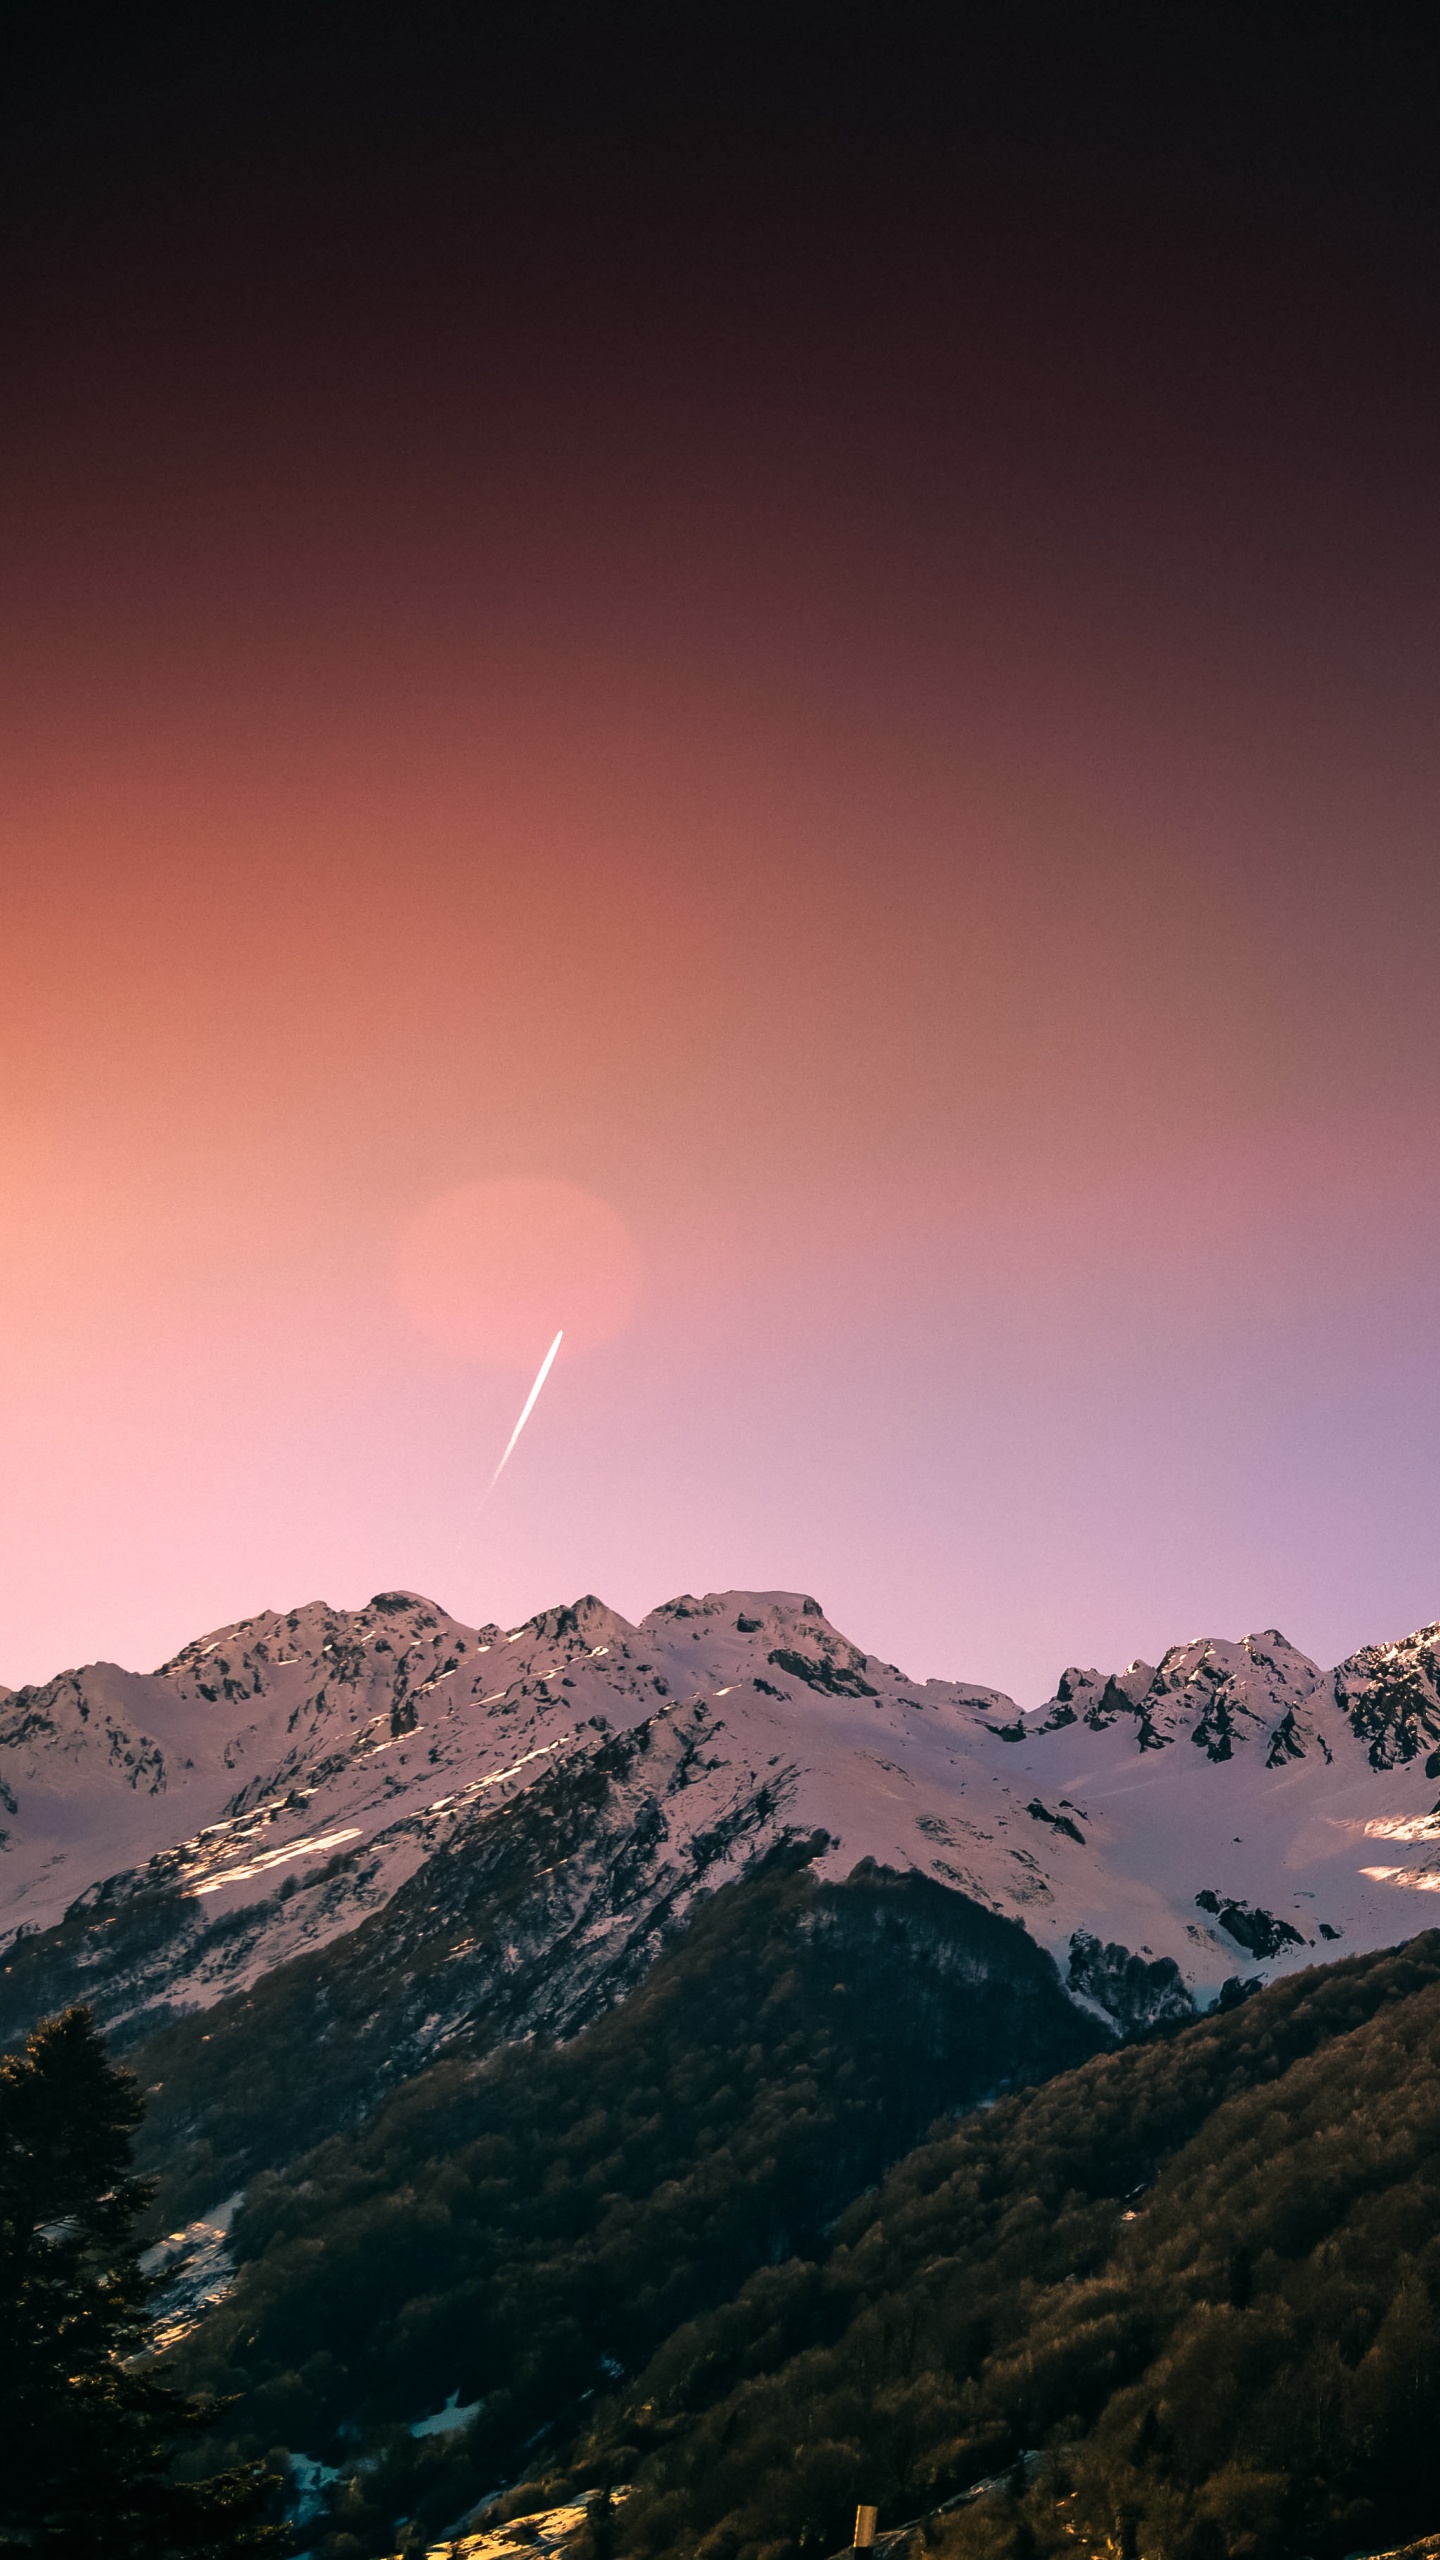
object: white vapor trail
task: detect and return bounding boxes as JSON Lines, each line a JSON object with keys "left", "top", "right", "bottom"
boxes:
{"left": 483, "top": 1329, "right": 564, "bottom": 1501}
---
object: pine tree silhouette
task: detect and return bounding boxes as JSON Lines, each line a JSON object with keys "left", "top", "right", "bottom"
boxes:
{"left": 0, "top": 2005, "right": 288, "bottom": 2557}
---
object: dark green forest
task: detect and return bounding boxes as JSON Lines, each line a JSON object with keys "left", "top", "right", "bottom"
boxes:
{"left": 158, "top": 1852, "right": 1099, "bottom": 2553}
{"left": 11, "top": 1871, "right": 1440, "bottom": 2560}
{"left": 568, "top": 1933, "right": 1440, "bottom": 2560}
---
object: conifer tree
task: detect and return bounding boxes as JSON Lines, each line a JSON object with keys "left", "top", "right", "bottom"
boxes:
{"left": 0, "top": 2005, "right": 288, "bottom": 2557}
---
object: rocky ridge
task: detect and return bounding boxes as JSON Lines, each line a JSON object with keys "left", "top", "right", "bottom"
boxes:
{"left": 4, "top": 1590, "right": 1440, "bottom": 2054}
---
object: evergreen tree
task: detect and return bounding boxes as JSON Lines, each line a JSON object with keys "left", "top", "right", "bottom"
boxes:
{"left": 0, "top": 2005, "right": 288, "bottom": 2558}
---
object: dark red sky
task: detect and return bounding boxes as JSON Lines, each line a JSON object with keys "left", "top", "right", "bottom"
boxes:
{"left": 2, "top": 11, "right": 1438, "bottom": 1694}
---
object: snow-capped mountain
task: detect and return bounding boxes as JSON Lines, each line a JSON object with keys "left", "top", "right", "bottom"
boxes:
{"left": 3, "top": 1588, "right": 1439, "bottom": 2048}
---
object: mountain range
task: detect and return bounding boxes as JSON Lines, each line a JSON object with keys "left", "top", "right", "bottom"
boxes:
{"left": 7, "top": 1584, "right": 1440, "bottom": 2560}
{"left": 4, "top": 1586, "right": 1440, "bottom": 2059}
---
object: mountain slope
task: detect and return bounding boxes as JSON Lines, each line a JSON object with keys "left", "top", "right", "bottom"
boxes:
{"left": 570, "top": 1930, "right": 1440, "bottom": 2560}
{"left": 155, "top": 1852, "right": 1103, "bottom": 2549}
{"left": 7, "top": 1590, "right": 1440, "bottom": 2560}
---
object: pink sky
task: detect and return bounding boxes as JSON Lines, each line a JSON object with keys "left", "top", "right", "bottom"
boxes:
{"left": 2, "top": 86, "right": 1437, "bottom": 1699}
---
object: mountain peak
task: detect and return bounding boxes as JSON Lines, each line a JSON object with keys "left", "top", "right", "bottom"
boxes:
{"left": 1333, "top": 1622, "right": 1440, "bottom": 1769}
{"left": 508, "top": 1595, "right": 637, "bottom": 1651}
{"left": 1036, "top": 1630, "right": 1327, "bottom": 1762}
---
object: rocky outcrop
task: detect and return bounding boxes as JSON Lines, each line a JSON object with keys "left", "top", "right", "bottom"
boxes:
{"left": 1067, "top": 1929, "right": 1195, "bottom": 2033}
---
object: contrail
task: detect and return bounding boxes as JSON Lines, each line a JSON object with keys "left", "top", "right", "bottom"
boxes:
{"left": 483, "top": 1329, "right": 564, "bottom": 1501}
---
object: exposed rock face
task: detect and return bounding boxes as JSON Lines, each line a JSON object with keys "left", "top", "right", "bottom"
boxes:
{"left": 1333, "top": 1624, "right": 1440, "bottom": 1768}
{"left": 1067, "top": 1929, "right": 1194, "bottom": 2033}
{"left": 1039, "top": 1631, "right": 1329, "bottom": 1763}
{"left": 1193, "top": 1891, "right": 1307, "bottom": 1959}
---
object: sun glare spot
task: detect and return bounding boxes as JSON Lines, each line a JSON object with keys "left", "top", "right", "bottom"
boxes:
{"left": 393, "top": 1177, "right": 641, "bottom": 1365}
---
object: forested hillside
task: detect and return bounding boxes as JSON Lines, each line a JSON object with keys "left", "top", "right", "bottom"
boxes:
{"left": 14, "top": 1856, "right": 1440, "bottom": 2560}
{"left": 154, "top": 1851, "right": 1101, "bottom": 2551}
{"left": 568, "top": 1934, "right": 1440, "bottom": 2560}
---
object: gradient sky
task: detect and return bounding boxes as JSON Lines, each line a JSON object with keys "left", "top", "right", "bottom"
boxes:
{"left": 2, "top": 17, "right": 1438, "bottom": 1700}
